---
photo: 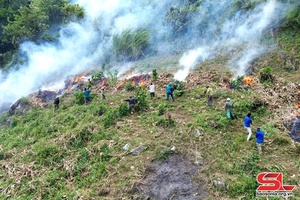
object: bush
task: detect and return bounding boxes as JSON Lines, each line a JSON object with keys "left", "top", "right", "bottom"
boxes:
{"left": 91, "top": 71, "right": 103, "bottom": 81}
{"left": 158, "top": 103, "right": 166, "bottom": 116}
{"left": 152, "top": 69, "right": 158, "bottom": 81}
{"left": 118, "top": 104, "right": 130, "bottom": 117}
{"left": 135, "top": 87, "right": 149, "bottom": 112}
{"left": 73, "top": 91, "right": 84, "bottom": 105}
{"left": 103, "top": 109, "right": 118, "bottom": 128}
{"left": 125, "top": 82, "right": 135, "bottom": 91}
{"left": 97, "top": 104, "right": 106, "bottom": 116}
{"left": 113, "top": 28, "right": 150, "bottom": 61}
{"left": 259, "top": 66, "right": 274, "bottom": 84}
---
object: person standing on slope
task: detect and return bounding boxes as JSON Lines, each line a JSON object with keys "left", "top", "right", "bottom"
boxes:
{"left": 244, "top": 113, "right": 253, "bottom": 141}
{"left": 255, "top": 127, "right": 264, "bottom": 154}
{"left": 166, "top": 82, "right": 174, "bottom": 102}
{"left": 149, "top": 83, "right": 155, "bottom": 99}
{"left": 83, "top": 88, "right": 91, "bottom": 105}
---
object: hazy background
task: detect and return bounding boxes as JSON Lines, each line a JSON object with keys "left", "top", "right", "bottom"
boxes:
{"left": 0, "top": 0, "right": 295, "bottom": 109}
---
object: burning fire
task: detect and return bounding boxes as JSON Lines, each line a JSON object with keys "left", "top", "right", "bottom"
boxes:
{"left": 117, "top": 74, "right": 150, "bottom": 89}
{"left": 73, "top": 74, "right": 87, "bottom": 83}
{"left": 242, "top": 76, "right": 254, "bottom": 86}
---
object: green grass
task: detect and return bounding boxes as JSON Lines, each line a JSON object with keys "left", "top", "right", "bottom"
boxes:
{"left": 1, "top": 44, "right": 300, "bottom": 199}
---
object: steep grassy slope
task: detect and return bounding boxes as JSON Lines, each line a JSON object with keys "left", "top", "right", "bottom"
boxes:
{"left": 1, "top": 34, "right": 300, "bottom": 199}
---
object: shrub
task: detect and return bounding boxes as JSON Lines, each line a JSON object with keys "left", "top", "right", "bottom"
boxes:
{"left": 135, "top": 87, "right": 149, "bottom": 112}
{"left": 125, "top": 82, "right": 135, "bottom": 91}
{"left": 154, "top": 148, "right": 173, "bottom": 162}
{"left": 113, "top": 28, "right": 150, "bottom": 61}
{"left": 107, "top": 69, "right": 118, "bottom": 86}
{"left": 158, "top": 103, "right": 166, "bottom": 116}
{"left": 259, "top": 66, "right": 274, "bottom": 84}
{"left": 152, "top": 69, "right": 158, "bottom": 81}
{"left": 97, "top": 104, "right": 106, "bottom": 116}
{"left": 118, "top": 104, "right": 130, "bottom": 117}
{"left": 102, "top": 109, "right": 118, "bottom": 128}
{"left": 91, "top": 71, "right": 103, "bottom": 81}
{"left": 73, "top": 91, "right": 84, "bottom": 105}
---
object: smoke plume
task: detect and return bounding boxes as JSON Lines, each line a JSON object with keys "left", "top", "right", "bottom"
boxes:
{"left": 0, "top": 0, "right": 297, "bottom": 109}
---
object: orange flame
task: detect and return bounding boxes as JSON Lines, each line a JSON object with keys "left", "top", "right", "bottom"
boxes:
{"left": 73, "top": 74, "right": 87, "bottom": 83}
{"left": 139, "top": 80, "right": 147, "bottom": 87}
{"left": 117, "top": 80, "right": 126, "bottom": 89}
{"left": 66, "top": 86, "right": 72, "bottom": 93}
{"left": 242, "top": 76, "right": 254, "bottom": 86}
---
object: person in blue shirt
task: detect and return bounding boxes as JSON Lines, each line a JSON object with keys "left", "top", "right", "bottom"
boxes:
{"left": 83, "top": 88, "right": 91, "bottom": 105}
{"left": 244, "top": 113, "right": 253, "bottom": 141}
{"left": 255, "top": 127, "right": 264, "bottom": 154}
{"left": 166, "top": 82, "right": 174, "bottom": 102}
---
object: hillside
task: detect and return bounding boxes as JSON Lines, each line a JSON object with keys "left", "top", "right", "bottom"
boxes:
{"left": 1, "top": 0, "right": 300, "bottom": 199}
{"left": 1, "top": 39, "right": 300, "bottom": 199}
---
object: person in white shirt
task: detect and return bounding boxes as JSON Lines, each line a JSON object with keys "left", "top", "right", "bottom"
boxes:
{"left": 149, "top": 83, "right": 155, "bottom": 99}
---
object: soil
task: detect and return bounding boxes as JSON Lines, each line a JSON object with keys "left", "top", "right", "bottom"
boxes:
{"left": 133, "top": 153, "right": 207, "bottom": 200}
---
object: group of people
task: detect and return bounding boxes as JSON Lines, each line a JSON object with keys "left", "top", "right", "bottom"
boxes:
{"left": 54, "top": 81, "right": 265, "bottom": 154}
{"left": 205, "top": 85, "right": 265, "bottom": 154}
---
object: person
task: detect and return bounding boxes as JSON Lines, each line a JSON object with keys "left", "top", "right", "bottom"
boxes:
{"left": 204, "top": 85, "right": 213, "bottom": 106}
{"left": 83, "top": 88, "right": 91, "bottom": 104}
{"left": 244, "top": 113, "right": 253, "bottom": 141}
{"left": 255, "top": 127, "right": 264, "bottom": 154}
{"left": 124, "top": 96, "right": 137, "bottom": 114}
{"left": 166, "top": 82, "right": 174, "bottom": 102}
{"left": 53, "top": 97, "right": 60, "bottom": 110}
{"left": 149, "top": 83, "right": 155, "bottom": 99}
{"left": 225, "top": 98, "right": 235, "bottom": 119}
{"left": 100, "top": 87, "right": 106, "bottom": 100}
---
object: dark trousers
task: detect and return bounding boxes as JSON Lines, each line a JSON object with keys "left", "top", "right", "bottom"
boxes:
{"left": 129, "top": 104, "right": 135, "bottom": 113}
{"left": 207, "top": 95, "right": 213, "bottom": 106}
{"left": 166, "top": 93, "right": 174, "bottom": 101}
{"left": 150, "top": 92, "right": 155, "bottom": 99}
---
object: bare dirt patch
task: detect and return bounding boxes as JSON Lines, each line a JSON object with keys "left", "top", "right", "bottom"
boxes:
{"left": 133, "top": 153, "right": 208, "bottom": 200}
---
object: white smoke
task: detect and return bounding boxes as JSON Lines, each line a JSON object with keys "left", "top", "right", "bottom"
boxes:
{"left": 0, "top": 0, "right": 296, "bottom": 109}
{"left": 175, "top": 0, "right": 287, "bottom": 80}
{"left": 174, "top": 47, "right": 210, "bottom": 81}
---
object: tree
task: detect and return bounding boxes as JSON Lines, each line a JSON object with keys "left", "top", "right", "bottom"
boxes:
{"left": 2, "top": 6, "right": 49, "bottom": 47}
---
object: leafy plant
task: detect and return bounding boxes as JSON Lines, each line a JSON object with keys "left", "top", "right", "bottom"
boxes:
{"left": 73, "top": 91, "right": 84, "bottom": 105}
{"left": 113, "top": 28, "right": 150, "bottom": 61}
{"left": 259, "top": 66, "right": 274, "bottom": 84}
{"left": 158, "top": 103, "right": 166, "bottom": 116}
{"left": 134, "top": 87, "right": 149, "bottom": 112}
{"left": 107, "top": 70, "right": 118, "bottom": 86}
{"left": 152, "top": 69, "right": 158, "bottom": 81}
{"left": 118, "top": 104, "right": 130, "bottom": 117}
{"left": 125, "top": 82, "right": 135, "bottom": 91}
{"left": 91, "top": 71, "right": 103, "bottom": 81}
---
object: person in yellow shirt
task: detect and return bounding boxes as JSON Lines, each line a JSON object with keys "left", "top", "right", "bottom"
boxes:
{"left": 204, "top": 85, "right": 213, "bottom": 106}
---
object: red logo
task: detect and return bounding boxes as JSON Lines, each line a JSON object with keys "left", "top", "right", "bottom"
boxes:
{"left": 257, "top": 172, "right": 295, "bottom": 191}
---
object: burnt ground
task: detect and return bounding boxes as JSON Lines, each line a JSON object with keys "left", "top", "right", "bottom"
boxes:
{"left": 133, "top": 153, "right": 208, "bottom": 200}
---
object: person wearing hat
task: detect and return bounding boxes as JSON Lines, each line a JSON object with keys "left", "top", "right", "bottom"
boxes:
{"left": 166, "top": 82, "right": 174, "bottom": 102}
{"left": 255, "top": 127, "right": 264, "bottom": 154}
{"left": 204, "top": 85, "right": 213, "bottom": 106}
{"left": 225, "top": 98, "right": 235, "bottom": 119}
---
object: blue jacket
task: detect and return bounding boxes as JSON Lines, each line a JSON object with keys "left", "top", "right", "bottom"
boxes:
{"left": 256, "top": 130, "right": 264, "bottom": 143}
{"left": 244, "top": 116, "right": 252, "bottom": 127}
{"left": 166, "top": 85, "right": 173, "bottom": 94}
{"left": 84, "top": 90, "right": 91, "bottom": 98}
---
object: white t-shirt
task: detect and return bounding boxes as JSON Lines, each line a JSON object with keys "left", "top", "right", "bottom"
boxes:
{"left": 150, "top": 85, "right": 155, "bottom": 93}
